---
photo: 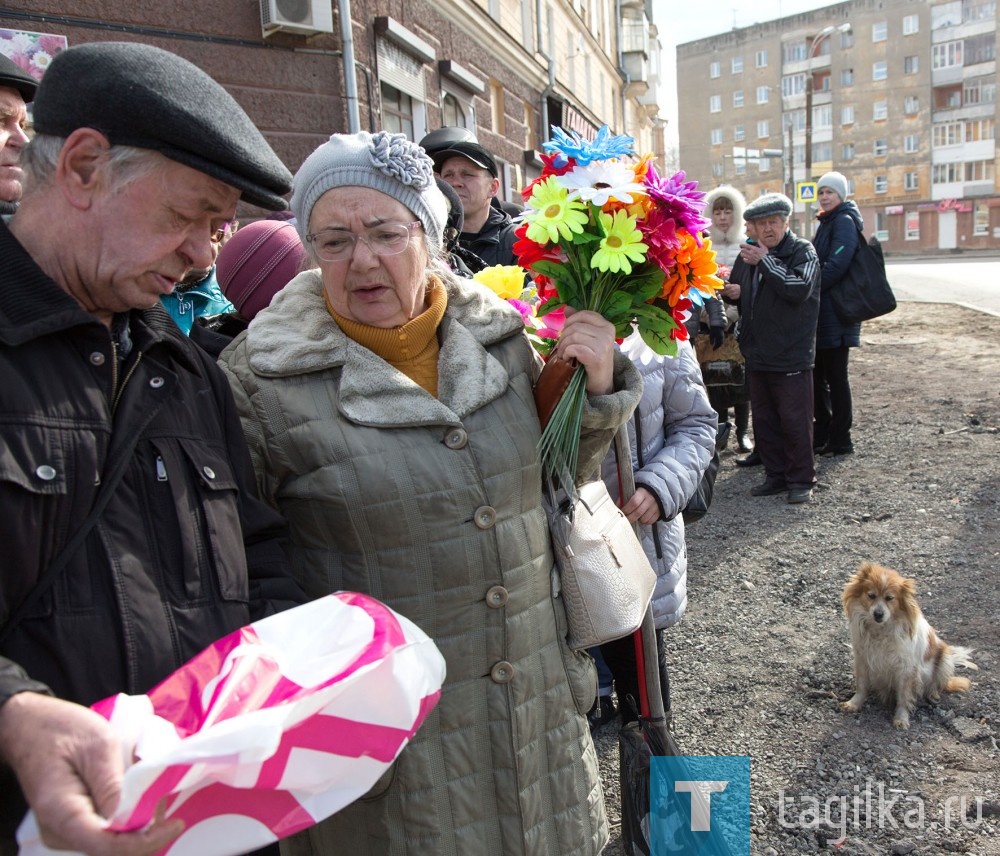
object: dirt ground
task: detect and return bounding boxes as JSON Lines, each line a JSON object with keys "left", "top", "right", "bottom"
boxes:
{"left": 595, "top": 301, "right": 1000, "bottom": 855}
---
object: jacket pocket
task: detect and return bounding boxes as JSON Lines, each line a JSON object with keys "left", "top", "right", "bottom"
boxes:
{"left": 155, "top": 439, "right": 249, "bottom": 605}
{"left": 550, "top": 572, "right": 597, "bottom": 716}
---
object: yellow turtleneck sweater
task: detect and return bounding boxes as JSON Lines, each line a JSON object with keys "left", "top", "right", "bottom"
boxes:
{"left": 326, "top": 276, "right": 447, "bottom": 398}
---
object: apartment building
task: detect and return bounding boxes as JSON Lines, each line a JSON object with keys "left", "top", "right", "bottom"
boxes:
{"left": 676, "top": 0, "right": 999, "bottom": 254}
{"left": 1, "top": 0, "right": 665, "bottom": 216}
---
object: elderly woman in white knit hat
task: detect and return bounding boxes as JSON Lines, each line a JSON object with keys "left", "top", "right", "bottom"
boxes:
{"left": 813, "top": 171, "right": 863, "bottom": 456}
{"left": 219, "top": 130, "right": 642, "bottom": 856}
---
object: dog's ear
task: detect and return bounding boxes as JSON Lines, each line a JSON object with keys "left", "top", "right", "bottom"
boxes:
{"left": 899, "top": 576, "right": 917, "bottom": 597}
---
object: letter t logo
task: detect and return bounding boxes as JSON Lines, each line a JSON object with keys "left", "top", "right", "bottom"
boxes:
{"left": 675, "top": 781, "right": 729, "bottom": 831}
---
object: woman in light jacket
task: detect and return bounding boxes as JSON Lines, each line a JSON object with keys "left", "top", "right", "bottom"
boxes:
{"left": 219, "top": 131, "right": 642, "bottom": 856}
{"left": 595, "top": 333, "right": 718, "bottom": 722}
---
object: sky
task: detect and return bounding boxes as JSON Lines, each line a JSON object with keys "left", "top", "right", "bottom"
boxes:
{"left": 655, "top": 0, "right": 837, "bottom": 155}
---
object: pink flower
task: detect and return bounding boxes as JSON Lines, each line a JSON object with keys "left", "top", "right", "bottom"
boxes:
{"left": 644, "top": 165, "right": 712, "bottom": 242}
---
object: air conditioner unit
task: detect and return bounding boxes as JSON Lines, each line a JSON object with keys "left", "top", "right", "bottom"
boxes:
{"left": 261, "top": 0, "right": 334, "bottom": 37}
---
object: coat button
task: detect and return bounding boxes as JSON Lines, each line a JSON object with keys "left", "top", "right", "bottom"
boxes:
{"left": 202, "top": 466, "right": 216, "bottom": 480}
{"left": 485, "top": 585, "right": 509, "bottom": 608}
{"left": 444, "top": 428, "right": 468, "bottom": 449}
{"left": 490, "top": 661, "right": 514, "bottom": 684}
{"left": 35, "top": 465, "right": 57, "bottom": 481}
{"left": 149, "top": 377, "right": 165, "bottom": 388}
{"left": 474, "top": 505, "right": 497, "bottom": 529}
{"left": 89, "top": 351, "right": 106, "bottom": 366}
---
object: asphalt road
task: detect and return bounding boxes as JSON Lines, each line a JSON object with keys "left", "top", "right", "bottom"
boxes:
{"left": 887, "top": 256, "right": 1000, "bottom": 316}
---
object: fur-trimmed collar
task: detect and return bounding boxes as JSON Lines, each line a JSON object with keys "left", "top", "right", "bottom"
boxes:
{"left": 234, "top": 262, "right": 528, "bottom": 424}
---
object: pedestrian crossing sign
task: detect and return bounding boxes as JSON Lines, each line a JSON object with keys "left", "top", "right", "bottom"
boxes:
{"left": 797, "top": 182, "right": 817, "bottom": 203}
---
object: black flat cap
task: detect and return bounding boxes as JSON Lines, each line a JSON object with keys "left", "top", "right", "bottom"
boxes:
{"left": 430, "top": 141, "right": 499, "bottom": 178}
{"left": 31, "top": 42, "right": 292, "bottom": 210}
{"left": 0, "top": 53, "right": 37, "bottom": 103}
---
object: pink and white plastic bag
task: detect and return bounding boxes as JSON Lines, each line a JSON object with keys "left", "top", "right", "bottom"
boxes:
{"left": 18, "top": 592, "right": 446, "bottom": 856}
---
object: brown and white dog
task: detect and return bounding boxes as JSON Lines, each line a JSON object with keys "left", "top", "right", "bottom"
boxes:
{"left": 841, "top": 562, "right": 976, "bottom": 729}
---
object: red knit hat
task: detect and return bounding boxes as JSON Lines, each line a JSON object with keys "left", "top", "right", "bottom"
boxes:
{"left": 216, "top": 221, "right": 309, "bottom": 320}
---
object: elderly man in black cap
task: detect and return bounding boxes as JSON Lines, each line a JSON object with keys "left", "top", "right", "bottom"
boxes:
{"left": 0, "top": 42, "right": 304, "bottom": 856}
{"left": 0, "top": 53, "right": 37, "bottom": 215}
{"left": 423, "top": 132, "right": 518, "bottom": 267}
{"left": 726, "top": 192, "right": 821, "bottom": 504}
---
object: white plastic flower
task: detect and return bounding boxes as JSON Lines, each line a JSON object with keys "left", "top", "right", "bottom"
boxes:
{"left": 559, "top": 160, "right": 647, "bottom": 207}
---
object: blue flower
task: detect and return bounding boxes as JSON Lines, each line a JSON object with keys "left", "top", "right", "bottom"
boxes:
{"left": 543, "top": 125, "right": 635, "bottom": 167}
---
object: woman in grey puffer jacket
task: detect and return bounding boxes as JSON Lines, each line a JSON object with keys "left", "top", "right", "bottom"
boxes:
{"left": 593, "top": 331, "right": 717, "bottom": 722}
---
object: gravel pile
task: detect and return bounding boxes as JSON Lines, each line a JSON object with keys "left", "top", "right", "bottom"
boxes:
{"left": 594, "top": 301, "right": 1000, "bottom": 856}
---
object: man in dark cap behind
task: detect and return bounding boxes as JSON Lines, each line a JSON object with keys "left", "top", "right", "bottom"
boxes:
{"left": 0, "top": 41, "right": 304, "bottom": 855}
{"left": 726, "top": 192, "right": 821, "bottom": 504}
{"left": 0, "top": 53, "right": 38, "bottom": 216}
{"left": 422, "top": 131, "right": 518, "bottom": 267}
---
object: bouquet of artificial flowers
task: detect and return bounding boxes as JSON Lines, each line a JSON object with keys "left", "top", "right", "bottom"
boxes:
{"left": 515, "top": 125, "right": 724, "bottom": 484}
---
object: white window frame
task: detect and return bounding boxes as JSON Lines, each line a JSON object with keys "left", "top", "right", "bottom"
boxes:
{"left": 757, "top": 119, "right": 770, "bottom": 138}
{"left": 874, "top": 139, "right": 888, "bottom": 156}
{"left": 903, "top": 14, "right": 919, "bottom": 35}
{"left": 733, "top": 90, "right": 744, "bottom": 108}
{"left": 904, "top": 95, "right": 919, "bottom": 115}
{"left": 904, "top": 134, "right": 919, "bottom": 153}
{"left": 841, "top": 105, "right": 855, "bottom": 125}
{"left": 873, "top": 100, "right": 888, "bottom": 120}
{"left": 734, "top": 124, "right": 746, "bottom": 142}
{"left": 874, "top": 175, "right": 888, "bottom": 193}
{"left": 873, "top": 61, "right": 888, "bottom": 81}
{"left": 732, "top": 55, "right": 743, "bottom": 74}
{"left": 933, "top": 41, "right": 963, "bottom": 69}
{"left": 756, "top": 86, "right": 769, "bottom": 104}
{"left": 842, "top": 143, "right": 855, "bottom": 160}
{"left": 872, "top": 21, "right": 888, "bottom": 42}
{"left": 709, "top": 94, "right": 722, "bottom": 113}
{"left": 710, "top": 61, "right": 720, "bottom": 78}
{"left": 904, "top": 171, "right": 919, "bottom": 191}
{"left": 711, "top": 128, "right": 723, "bottom": 145}
{"left": 904, "top": 55, "right": 919, "bottom": 74}
{"left": 755, "top": 50, "right": 768, "bottom": 68}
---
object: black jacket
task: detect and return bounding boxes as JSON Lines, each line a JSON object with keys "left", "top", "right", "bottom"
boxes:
{"left": 813, "top": 201, "right": 864, "bottom": 350}
{"left": 0, "top": 221, "right": 305, "bottom": 838}
{"left": 733, "top": 230, "right": 821, "bottom": 372}
{"left": 459, "top": 203, "right": 518, "bottom": 267}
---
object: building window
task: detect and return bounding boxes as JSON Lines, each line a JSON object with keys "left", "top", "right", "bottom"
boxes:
{"left": 904, "top": 95, "right": 919, "bottom": 114}
{"left": 932, "top": 41, "right": 963, "bottom": 68}
{"left": 965, "top": 160, "right": 994, "bottom": 181}
{"left": 904, "top": 56, "right": 919, "bottom": 74}
{"left": 782, "top": 73, "right": 805, "bottom": 98}
{"left": 965, "top": 117, "right": 995, "bottom": 141}
{"left": 905, "top": 171, "right": 919, "bottom": 191}
{"left": 784, "top": 41, "right": 807, "bottom": 63}
{"left": 786, "top": 108, "right": 806, "bottom": 131}
{"left": 814, "top": 104, "right": 832, "bottom": 130}
{"left": 735, "top": 159, "right": 746, "bottom": 175}
{"left": 757, "top": 119, "right": 770, "bottom": 138}
{"left": 904, "top": 134, "right": 919, "bottom": 152}
{"left": 841, "top": 68, "right": 854, "bottom": 86}
{"left": 380, "top": 82, "right": 415, "bottom": 138}
{"left": 490, "top": 79, "right": 505, "bottom": 135}
{"left": 874, "top": 139, "right": 888, "bottom": 156}
{"left": 813, "top": 142, "right": 832, "bottom": 163}
{"left": 873, "top": 61, "right": 888, "bottom": 81}
{"left": 734, "top": 124, "right": 745, "bottom": 142}
{"left": 903, "top": 14, "right": 920, "bottom": 34}
{"left": 932, "top": 163, "right": 959, "bottom": 183}
{"left": 966, "top": 33, "right": 996, "bottom": 64}
{"left": 442, "top": 92, "right": 472, "bottom": 130}
{"left": 872, "top": 21, "right": 888, "bottom": 42}
{"left": 842, "top": 143, "right": 855, "bottom": 160}
{"left": 710, "top": 61, "right": 720, "bottom": 78}
{"left": 965, "top": 77, "right": 997, "bottom": 104}
{"left": 875, "top": 175, "right": 888, "bottom": 193}
{"left": 756, "top": 50, "right": 768, "bottom": 68}
{"left": 732, "top": 55, "right": 743, "bottom": 74}
{"left": 933, "top": 121, "right": 963, "bottom": 147}
{"left": 759, "top": 157, "right": 771, "bottom": 172}
{"left": 756, "top": 86, "right": 770, "bottom": 104}
{"left": 841, "top": 29, "right": 854, "bottom": 48}
{"left": 974, "top": 201, "right": 989, "bottom": 235}
{"left": 733, "top": 90, "right": 744, "bottom": 108}
{"left": 841, "top": 105, "right": 855, "bottom": 125}
{"left": 905, "top": 211, "right": 920, "bottom": 240}
{"left": 712, "top": 163, "right": 724, "bottom": 178}
{"left": 873, "top": 100, "right": 888, "bottom": 120}
{"left": 709, "top": 94, "right": 722, "bottom": 113}
{"left": 711, "top": 128, "right": 723, "bottom": 145}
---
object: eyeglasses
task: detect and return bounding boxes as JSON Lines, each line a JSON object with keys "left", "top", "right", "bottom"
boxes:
{"left": 210, "top": 221, "right": 238, "bottom": 245}
{"left": 306, "top": 221, "right": 423, "bottom": 262}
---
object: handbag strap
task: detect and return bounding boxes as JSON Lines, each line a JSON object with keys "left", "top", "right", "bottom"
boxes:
{"left": 0, "top": 454, "right": 132, "bottom": 647}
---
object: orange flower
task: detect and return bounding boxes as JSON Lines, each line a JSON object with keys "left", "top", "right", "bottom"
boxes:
{"left": 660, "top": 231, "right": 723, "bottom": 306}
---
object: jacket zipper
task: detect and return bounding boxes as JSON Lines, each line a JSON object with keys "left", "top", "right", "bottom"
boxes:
{"left": 112, "top": 350, "right": 144, "bottom": 415}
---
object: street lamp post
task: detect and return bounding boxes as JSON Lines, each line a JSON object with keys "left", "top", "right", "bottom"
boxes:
{"left": 803, "top": 22, "right": 851, "bottom": 228}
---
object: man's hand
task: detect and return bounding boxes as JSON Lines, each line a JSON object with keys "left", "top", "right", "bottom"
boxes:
{"left": 0, "top": 692, "right": 183, "bottom": 855}
{"left": 620, "top": 486, "right": 661, "bottom": 526}
{"left": 722, "top": 281, "right": 741, "bottom": 301}
{"left": 739, "top": 241, "right": 769, "bottom": 266}
{"left": 709, "top": 325, "right": 726, "bottom": 350}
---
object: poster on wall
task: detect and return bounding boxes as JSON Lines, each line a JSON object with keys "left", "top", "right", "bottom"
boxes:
{"left": 0, "top": 29, "right": 68, "bottom": 81}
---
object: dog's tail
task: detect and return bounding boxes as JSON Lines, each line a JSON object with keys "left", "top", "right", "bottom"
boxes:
{"left": 944, "top": 645, "right": 977, "bottom": 693}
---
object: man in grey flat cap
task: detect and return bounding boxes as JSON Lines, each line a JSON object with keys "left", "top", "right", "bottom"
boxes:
{"left": 726, "top": 192, "right": 821, "bottom": 504}
{"left": 0, "top": 53, "right": 37, "bottom": 216}
{"left": 0, "top": 42, "right": 304, "bottom": 856}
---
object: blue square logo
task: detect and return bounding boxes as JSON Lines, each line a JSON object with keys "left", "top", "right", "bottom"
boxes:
{"left": 650, "top": 756, "right": 750, "bottom": 855}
